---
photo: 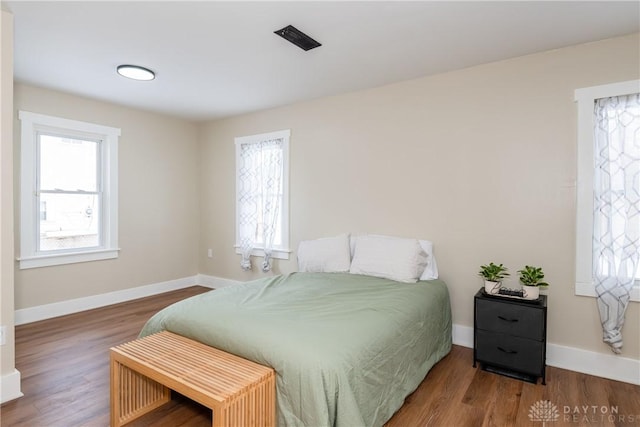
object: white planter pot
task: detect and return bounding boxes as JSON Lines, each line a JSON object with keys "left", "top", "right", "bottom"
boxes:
{"left": 484, "top": 280, "right": 501, "bottom": 295}
{"left": 522, "top": 285, "right": 540, "bottom": 300}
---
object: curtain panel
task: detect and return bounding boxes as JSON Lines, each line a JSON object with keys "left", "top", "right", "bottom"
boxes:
{"left": 593, "top": 93, "right": 640, "bottom": 353}
{"left": 237, "top": 138, "right": 284, "bottom": 272}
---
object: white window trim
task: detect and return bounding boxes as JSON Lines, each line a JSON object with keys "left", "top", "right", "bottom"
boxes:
{"left": 574, "top": 80, "right": 640, "bottom": 301}
{"left": 232, "top": 246, "right": 293, "bottom": 260}
{"left": 18, "top": 111, "right": 120, "bottom": 269}
{"left": 234, "top": 129, "right": 291, "bottom": 260}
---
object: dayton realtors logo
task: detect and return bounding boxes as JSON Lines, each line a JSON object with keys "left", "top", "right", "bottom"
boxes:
{"left": 563, "top": 405, "right": 638, "bottom": 423}
{"left": 529, "top": 400, "right": 639, "bottom": 424}
{"left": 529, "top": 400, "right": 560, "bottom": 426}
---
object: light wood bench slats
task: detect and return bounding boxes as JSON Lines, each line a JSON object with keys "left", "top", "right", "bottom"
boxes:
{"left": 110, "top": 331, "right": 275, "bottom": 427}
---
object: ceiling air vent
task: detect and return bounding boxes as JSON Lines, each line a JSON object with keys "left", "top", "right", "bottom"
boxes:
{"left": 274, "top": 25, "right": 321, "bottom": 51}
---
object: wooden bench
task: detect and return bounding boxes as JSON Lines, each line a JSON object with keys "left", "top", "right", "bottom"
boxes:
{"left": 110, "top": 331, "right": 276, "bottom": 427}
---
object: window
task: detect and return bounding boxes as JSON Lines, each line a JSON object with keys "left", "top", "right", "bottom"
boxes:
{"left": 234, "top": 130, "right": 290, "bottom": 264}
{"left": 575, "top": 81, "right": 640, "bottom": 301}
{"left": 19, "top": 111, "right": 120, "bottom": 269}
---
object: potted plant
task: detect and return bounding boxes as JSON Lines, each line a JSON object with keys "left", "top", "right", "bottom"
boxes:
{"left": 479, "top": 262, "right": 509, "bottom": 294}
{"left": 518, "top": 265, "right": 549, "bottom": 300}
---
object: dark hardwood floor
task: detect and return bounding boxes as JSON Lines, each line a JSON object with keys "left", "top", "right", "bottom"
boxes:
{"left": 1, "top": 286, "right": 638, "bottom": 427}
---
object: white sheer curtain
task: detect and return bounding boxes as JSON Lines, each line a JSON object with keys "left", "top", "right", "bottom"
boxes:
{"left": 237, "top": 138, "right": 284, "bottom": 272}
{"left": 593, "top": 93, "right": 640, "bottom": 353}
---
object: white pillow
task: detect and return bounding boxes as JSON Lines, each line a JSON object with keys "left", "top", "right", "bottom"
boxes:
{"left": 350, "top": 234, "right": 439, "bottom": 280}
{"left": 297, "top": 234, "right": 351, "bottom": 273}
{"left": 349, "top": 235, "right": 427, "bottom": 283}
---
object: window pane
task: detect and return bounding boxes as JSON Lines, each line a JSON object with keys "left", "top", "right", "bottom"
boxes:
{"left": 39, "top": 134, "right": 98, "bottom": 192}
{"left": 39, "top": 193, "right": 100, "bottom": 251}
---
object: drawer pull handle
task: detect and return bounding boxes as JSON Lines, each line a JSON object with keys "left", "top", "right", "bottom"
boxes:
{"left": 497, "top": 346, "right": 518, "bottom": 355}
{"left": 497, "top": 315, "right": 519, "bottom": 323}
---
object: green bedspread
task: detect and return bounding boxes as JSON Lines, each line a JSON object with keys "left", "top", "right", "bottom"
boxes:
{"left": 139, "top": 272, "right": 452, "bottom": 427}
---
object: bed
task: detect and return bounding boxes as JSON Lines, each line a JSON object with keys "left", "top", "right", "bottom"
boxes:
{"left": 139, "top": 271, "right": 452, "bottom": 427}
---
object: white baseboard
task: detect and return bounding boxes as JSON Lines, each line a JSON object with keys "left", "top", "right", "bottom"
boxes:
{"left": 196, "top": 274, "right": 241, "bottom": 289}
{"left": 15, "top": 275, "right": 200, "bottom": 325}
{"left": 452, "top": 323, "right": 640, "bottom": 385}
{"left": 546, "top": 342, "right": 640, "bottom": 385}
{"left": 12, "top": 274, "right": 639, "bottom": 386}
{"left": 14, "top": 274, "right": 240, "bottom": 325}
{"left": 0, "top": 369, "right": 23, "bottom": 404}
{"left": 452, "top": 323, "right": 474, "bottom": 348}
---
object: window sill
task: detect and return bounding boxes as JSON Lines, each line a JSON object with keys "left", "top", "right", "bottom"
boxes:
{"left": 234, "top": 247, "right": 291, "bottom": 260}
{"left": 18, "top": 248, "right": 120, "bottom": 269}
{"left": 575, "top": 281, "right": 640, "bottom": 302}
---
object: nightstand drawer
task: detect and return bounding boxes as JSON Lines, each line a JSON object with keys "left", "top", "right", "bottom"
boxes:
{"left": 476, "top": 298, "right": 543, "bottom": 340}
{"left": 476, "top": 330, "right": 544, "bottom": 375}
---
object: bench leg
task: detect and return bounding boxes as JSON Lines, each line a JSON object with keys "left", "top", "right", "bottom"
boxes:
{"left": 110, "top": 356, "right": 170, "bottom": 427}
{"left": 212, "top": 375, "right": 275, "bottom": 427}
{"left": 212, "top": 406, "right": 228, "bottom": 427}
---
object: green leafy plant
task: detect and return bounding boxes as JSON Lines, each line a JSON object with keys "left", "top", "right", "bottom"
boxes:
{"left": 478, "top": 263, "right": 510, "bottom": 282}
{"left": 518, "top": 265, "right": 549, "bottom": 287}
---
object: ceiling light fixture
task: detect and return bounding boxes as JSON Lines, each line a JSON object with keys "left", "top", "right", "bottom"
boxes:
{"left": 116, "top": 64, "right": 155, "bottom": 81}
{"left": 274, "top": 25, "right": 321, "bottom": 51}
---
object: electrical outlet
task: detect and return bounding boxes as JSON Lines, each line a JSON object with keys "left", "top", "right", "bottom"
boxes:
{"left": 0, "top": 325, "right": 6, "bottom": 346}
{"left": 207, "top": 249, "right": 213, "bottom": 259}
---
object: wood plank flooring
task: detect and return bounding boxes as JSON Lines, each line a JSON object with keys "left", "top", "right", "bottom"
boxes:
{"left": 1, "top": 286, "right": 638, "bottom": 427}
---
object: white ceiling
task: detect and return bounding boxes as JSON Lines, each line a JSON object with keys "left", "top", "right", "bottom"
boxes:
{"left": 5, "top": 1, "right": 639, "bottom": 122}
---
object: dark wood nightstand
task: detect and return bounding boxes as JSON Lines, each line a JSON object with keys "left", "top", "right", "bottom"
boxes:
{"left": 473, "top": 288, "right": 547, "bottom": 384}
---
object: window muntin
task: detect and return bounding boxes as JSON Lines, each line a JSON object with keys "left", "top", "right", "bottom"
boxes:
{"left": 19, "top": 111, "right": 120, "bottom": 269}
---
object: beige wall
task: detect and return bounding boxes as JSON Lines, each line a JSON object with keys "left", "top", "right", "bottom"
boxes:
{"left": 198, "top": 33, "right": 640, "bottom": 359}
{"left": 6, "top": 30, "right": 639, "bottom": 364}
{"left": 1, "top": 9, "right": 15, "bottom": 379}
{"left": 13, "top": 84, "right": 200, "bottom": 309}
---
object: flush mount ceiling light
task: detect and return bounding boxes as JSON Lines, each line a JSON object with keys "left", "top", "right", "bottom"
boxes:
{"left": 274, "top": 25, "right": 321, "bottom": 51}
{"left": 116, "top": 64, "right": 155, "bottom": 81}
